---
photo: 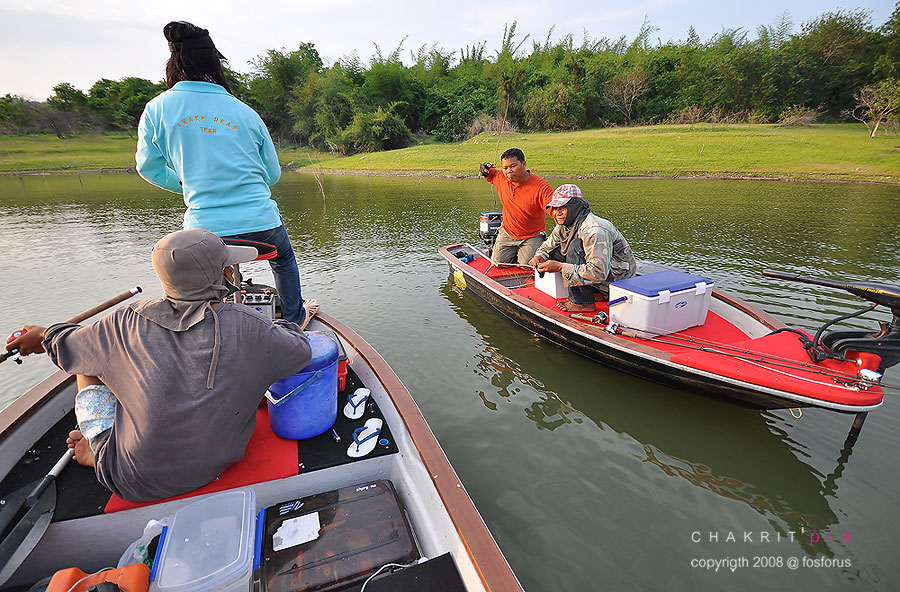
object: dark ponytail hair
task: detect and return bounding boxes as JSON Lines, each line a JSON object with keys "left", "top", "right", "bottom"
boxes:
{"left": 163, "top": 21, "right": 232, "bottom": 93}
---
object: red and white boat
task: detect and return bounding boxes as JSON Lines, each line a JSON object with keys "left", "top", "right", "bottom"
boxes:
{"left": 439, "top": 242, "right": 900, "bottom": 421}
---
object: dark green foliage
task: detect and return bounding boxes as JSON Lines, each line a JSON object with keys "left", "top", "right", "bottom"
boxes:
{"left": 246, "top": 43, "right": 324, "bottom": 138}
{"left": 113, "top": 78, "right": 167, "bottom": 130}
{"left": 429, "top": 77, "right": 496, "bottom": 142}
{"left": 0, "top": 95, "right": 25, "bottom": 128}
{"left": 3, "top": 77, "right": 164, "bottom": 137}
{"left": 85, "top": 77, "right": 166, "bottom": 132}
{"left": 47, "top": 83, "right": 88, "bottom": 111}
{"left": 6, "top": 7, "right": 899, "bottom": 146}
{"left": 790, "top": 10, "right": 880, "bottom": 118}
{"left": 361, "top": 61, "right": 426, "bottom": 131}
{"left": 873, "top": 4, "right": 900, "bottom": 78}
{"left": 340, "top": 105, "right": 414, "bottom": 153}
{"left": 523, "top": 82, "right": 586, "bottom": 130}
{"left": 290, "top": 64, "right": 361, "bottom": 149}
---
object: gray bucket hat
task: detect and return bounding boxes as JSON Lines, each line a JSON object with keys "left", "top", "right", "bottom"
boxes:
{"left": 132, "top": 228, "right": 258, "bottom": 332}
{"left": 151, "top": 228, "right": 257, "bottom": 298}
{"left": 131, "top": 228, "right": 259, "bottom": 388}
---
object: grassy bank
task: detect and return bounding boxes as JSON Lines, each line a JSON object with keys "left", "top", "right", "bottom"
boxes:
{"left": 0, "top": 134, "right": 142, "bottom": 173}
{"left": 2, "top": 124, "right": 899, "bottom": 182}
{"left": 288, "top": 124, "right": 900, "bottom": 183}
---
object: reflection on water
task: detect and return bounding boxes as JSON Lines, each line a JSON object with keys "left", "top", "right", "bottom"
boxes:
{"left": 1, "top": 172, "right": 899, "bottom": 590}
{"left": 445, "top": 278, "right": 851, "bottom": 557}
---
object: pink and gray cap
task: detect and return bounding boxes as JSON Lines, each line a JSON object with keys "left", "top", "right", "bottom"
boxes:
{"left": 546, "top": 184, "right": 584, "bottom": 209}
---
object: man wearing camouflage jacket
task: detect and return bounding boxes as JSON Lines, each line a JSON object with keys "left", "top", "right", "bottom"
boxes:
{"left": 529, "top": 184, "right": 636, "bottom": 312}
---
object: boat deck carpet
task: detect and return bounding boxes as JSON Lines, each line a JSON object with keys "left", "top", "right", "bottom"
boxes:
{"left": 102, "top": 404, "right": 297, "bottom": 513}
{"left": 670, "top": 330, "right": 884, "bottom": 405}
{"left": 0, "top": 366, "right": 398, "bottom": 521}
{"left": 467, "top": 256, "right": 749, "bottom": 350}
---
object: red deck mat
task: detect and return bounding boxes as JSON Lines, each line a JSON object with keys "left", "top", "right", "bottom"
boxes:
{"left": 104, "top": 406, "right": 298, "bottom": 513}
{"left": 463, "top": 255, "right": 883, "bottom": 406}
{"left": 466, "top": 255, "right": 748, "bottom": 350}
{"left": 670, "top": 331, "right": 883, "bottom": 406}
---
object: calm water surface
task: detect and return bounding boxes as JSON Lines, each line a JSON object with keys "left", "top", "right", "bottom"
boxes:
{"left": 1, "top": 172, "right": 899, "bottom": 591}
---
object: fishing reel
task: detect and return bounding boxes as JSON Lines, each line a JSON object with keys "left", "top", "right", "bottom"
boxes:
{"left": 763, "top": 271, "right": 900, "bottom": 376}
{"left": 2, "top": 330, "right": 25, "bottom": 365}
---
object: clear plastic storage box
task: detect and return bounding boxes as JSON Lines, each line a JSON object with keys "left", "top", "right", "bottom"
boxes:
{"left": 149, "top": 489, "right": 256, "bottom": 592}
{"left": 609, "top": 270, "right": 714, "bottom": 336}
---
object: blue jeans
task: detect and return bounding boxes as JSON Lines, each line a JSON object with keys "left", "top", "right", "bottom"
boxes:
{"left": 224, "top": 223, "right": 306, "bottom": 324}
{"left": 546, "top": 239, "right": 607, "bottom": 306}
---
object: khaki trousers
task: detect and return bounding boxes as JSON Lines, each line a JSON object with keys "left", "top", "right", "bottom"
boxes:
{"left": 491, "top": 227, "right": 544, "bottom": 265}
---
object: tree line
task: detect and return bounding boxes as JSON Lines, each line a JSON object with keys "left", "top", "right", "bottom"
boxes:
{"left": 2, "top": 5, "right": 898, "bottom": 149}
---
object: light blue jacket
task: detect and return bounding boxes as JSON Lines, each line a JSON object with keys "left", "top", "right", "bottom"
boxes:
{"left": 136, "top": 81, "right": 282, "bottom": 236}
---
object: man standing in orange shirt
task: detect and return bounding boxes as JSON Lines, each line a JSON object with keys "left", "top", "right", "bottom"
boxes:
{"left": 480, "top": 148, "right": 554, "bottom": 265}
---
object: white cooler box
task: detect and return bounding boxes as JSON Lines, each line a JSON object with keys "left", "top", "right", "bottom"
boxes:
{"left": 609, "top": 270, "right": 714, "bottom": 336}
{"left": 534, "top": 270, "right": 567, "bottom": 299}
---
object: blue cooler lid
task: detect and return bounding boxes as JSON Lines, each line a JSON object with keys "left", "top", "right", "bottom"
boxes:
{"left": 303, "top": 332, "right": 339, "bottom": 372}
{"left": 611, "top": 270, "right": 713, "bottom": 297}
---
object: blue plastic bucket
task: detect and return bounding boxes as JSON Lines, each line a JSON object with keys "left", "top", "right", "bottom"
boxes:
{"left": 266, "top": 332, "right": 339, "bottom": 439}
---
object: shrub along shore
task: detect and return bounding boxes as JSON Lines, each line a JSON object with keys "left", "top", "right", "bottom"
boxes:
{"left": 1, "top": 124, "right": 899, "bottom": 183}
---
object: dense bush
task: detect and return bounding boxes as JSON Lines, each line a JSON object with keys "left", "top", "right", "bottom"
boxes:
{"left": 523, "top": 83, "right": 586, "bottom": 130}
{"left": 339, "top": 105, "right": 414, "bottom": 153}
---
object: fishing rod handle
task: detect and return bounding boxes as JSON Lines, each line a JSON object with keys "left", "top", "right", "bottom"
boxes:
{"left": 762, "top": 270, "right": 848, "bottom": 290}
{"left": 1, "top": 287, "right": 142, "bottom": 365}
{"left": 762, "top": 270, "right": 799, "bottom": 281}
{"left": 66, "top": 286, "right": 142, "bottom": 324}
{"left": 49, "top": 451, "right": 72, "bottom": 478}
{"left": 1, "top": 330, "right": 26, "bottom": 363}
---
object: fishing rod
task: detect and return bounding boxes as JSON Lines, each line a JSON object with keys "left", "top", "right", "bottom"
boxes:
{"left": 568, "top": 312, "right": 900, "bottom": 391}
{"left": 488, "top": 94, "right": 512, "bottom": 210}
{"left": 2, "top": 286, "right": 142, "bottom": 365}
{"left": 642, "top": 335, "right": 896, "bottom": 390}
{"left": 762, "top": 270, "right": 900, "bottom": 371}
{"left": 633, "top": 330, "right": 864, "bottom": 377}
{"left": 573, "top": 270, "right": 900, "bottom": 387}
{"left": 761, "top": 271, "right": 900, "bottom": 312}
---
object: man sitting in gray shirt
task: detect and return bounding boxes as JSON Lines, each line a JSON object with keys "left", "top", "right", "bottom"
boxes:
{"left": 9, "top": 228, "right": 312, "bottom": 501}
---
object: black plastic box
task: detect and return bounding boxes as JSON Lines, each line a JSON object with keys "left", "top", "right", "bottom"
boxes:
{"left": 259, "top": 480, "right": 418, "bottom": 592}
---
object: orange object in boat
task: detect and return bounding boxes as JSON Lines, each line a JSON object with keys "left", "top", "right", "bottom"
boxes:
{"left": 45, "top": 563, "right": 150, "bottom": 592}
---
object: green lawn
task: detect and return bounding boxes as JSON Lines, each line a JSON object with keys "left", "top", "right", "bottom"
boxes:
{"left": 2, "top": 124, "right": 899, "bottom": 182}
{"left": 299, "top": 124, "right": 900, "bottom": 182}
{"left": 0, "top": 134, "right": 140, "bottom": 173}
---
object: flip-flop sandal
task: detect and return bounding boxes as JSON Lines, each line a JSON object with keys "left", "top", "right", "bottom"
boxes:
{"left": 347, "top": 418, "right": 383, "bottom": 458}
{"left": 343, "top": 388, "right": 370, "bottom": 420}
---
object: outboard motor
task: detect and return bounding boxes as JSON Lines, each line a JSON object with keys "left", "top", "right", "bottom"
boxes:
{"left": 763, "top": 270, "right": 900, "bottom": 377}
{"left": 479, "top": 211, "right": 502, "bottom": 253}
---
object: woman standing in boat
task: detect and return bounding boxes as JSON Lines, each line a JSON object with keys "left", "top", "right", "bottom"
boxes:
{"left": 529, "top": 184, "right": 637, "bottom": 312}
{"left": 136, "top": 21, "right": 318, "bottom": 328}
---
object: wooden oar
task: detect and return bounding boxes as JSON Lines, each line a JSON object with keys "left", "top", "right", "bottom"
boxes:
{"left": 1, "top": 286, "right": 142, "bottom": 364}
{"left": 0, "top": 286, "right": 142, "bottom": 585}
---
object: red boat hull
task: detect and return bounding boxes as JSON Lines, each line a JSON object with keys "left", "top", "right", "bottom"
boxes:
{"left": 440, "top": 244, "right": 884, "bottom": 413}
